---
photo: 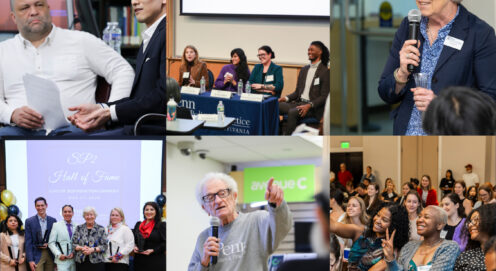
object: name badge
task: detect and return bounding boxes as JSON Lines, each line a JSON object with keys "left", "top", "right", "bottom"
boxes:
{"left": 417, "top": 265, "right": 432, "bottom": 271}
{"left": 314, "top": 77, "right": 320, "bottom": 86}
{"left": 444, "top": 36, "right": 464, "bottom": 50}
{"left": 440, "top": 230, "right": 447, "bottom": 239}
{"left": 182, "top": 72, "right": 190, "bottom": 79}
{"left": 265, "top": 75, "right": 274, "bottom": 82}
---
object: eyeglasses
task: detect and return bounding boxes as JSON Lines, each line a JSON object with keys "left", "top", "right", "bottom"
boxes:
{"left": 202, "top": 188, "right": 231, "bottom": 203}
{"left": 257, "top": 53, "right": 267, "bottom": 58}
{"left": 467, "top": 217, "right": 480, "bottom": 227}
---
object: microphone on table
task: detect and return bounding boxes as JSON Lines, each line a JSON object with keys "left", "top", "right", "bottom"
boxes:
{"left": 407, "top": 9, "right": 421, "bottom": 73}
{"left": 210, "top": 216, "right": 220, "bottom": 265}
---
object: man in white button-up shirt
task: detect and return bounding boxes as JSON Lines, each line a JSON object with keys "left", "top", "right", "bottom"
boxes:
{"left": 68, "top": 0, "right": 166, "bottom": 135}
{"left": 0, "top": 0, "right": 134, "bottom": 136}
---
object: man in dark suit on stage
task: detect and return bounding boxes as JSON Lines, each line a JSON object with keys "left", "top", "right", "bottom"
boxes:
{"left": 68, "top": 0, "right": 166, "bottom": 135}
{"left": 25, "top": 197, "right": 57, "bottom": 271}
{"left": 278, "top": 41, "right": 330, "bottom": 135}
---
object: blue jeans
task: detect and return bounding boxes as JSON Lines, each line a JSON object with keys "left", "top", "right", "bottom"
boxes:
{"left": 0, "top": 124, "right": 83, "bottom": 137}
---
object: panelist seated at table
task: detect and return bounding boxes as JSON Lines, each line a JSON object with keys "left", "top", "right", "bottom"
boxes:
{"left": 278, "top": 41, "right": 330, "bottom": 135}
{"left": 214, "top": 48, "right": 251, "bottom": 92}
{"left": 0, "top": 0, "right": 134, "bottom": 137}
{"left": 248, "top": 45, "right": 284, "bottom": 98}
{"left": 179, "top": 45, "right": 209, "bottom": 88}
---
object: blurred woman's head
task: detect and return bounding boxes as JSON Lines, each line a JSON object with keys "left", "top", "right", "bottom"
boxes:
{"left": 441, "top": 193, "right": 465, "bottom": 218}
{"left": 230, "top": 48, "right": 250, "bottom": 82}
{"left": 454, "top": 180, "right": 467, "bottom": 198}
{"left": 182, "top": 45, "right": 199, "bottom": 65}
{"left": 465, "top": 204, "right": 496, "bottom": 249}
{"left": 446, "top": 169, "right": 453, "bottom": 179}
{"left": 257, "top": 45, "right": 275, "bottom": 65}
{"left": 345, "top": 196, "right": 368, "bottom": 225}
{"left": 367, "top": 183, "right": 380, "bottom": 197}
{"left": 479, "top": 184, "right": 494, "bottom": 204}
{"left": 421, "top": 175, "right": 432, "bottom": 190}
{"left": 404, "top": 190, "right": 422, "bottom": 215}
{"left": 3, "top": 214, "right": 23, "bottom": 236}
{"left": 402, "top": 182, "right": 414, "bottom": 196}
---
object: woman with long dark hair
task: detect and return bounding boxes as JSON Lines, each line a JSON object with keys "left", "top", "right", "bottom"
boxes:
{"left": 454, "top": 180, "right": 472, "bottom": 216}
{"left": 0, "top": 214, "right": 26, "bottom": 271}
{"left": 440, "top": 169, "right": 455, "bottom": 197}
{"left": 133, "top": 202, "right": 166, "bottom": 271}
{"left": 330, "top": 204, "right": 410, "bottom": 270}
{"left": 365, "top": 183, "right": 383, "bottom": 216}
{"left": 214, "top": 48, "right": 250, "bottom": 92}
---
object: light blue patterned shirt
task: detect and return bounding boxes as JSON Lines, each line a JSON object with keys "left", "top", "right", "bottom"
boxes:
{"left": 38, "top": 214, "right": 47, "bottom": 238}
{"left": 406, "top": 7, "right": 460, "bottom": 135}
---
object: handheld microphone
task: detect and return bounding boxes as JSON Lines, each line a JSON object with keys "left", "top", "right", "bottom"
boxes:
{"left": 210, "top": 217, "right": 220, "bottom": 265}
{"left": 407, "top": 9, "right": 421, "bottom": 73}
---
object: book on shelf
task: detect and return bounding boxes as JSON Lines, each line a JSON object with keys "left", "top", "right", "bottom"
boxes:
{"left": 109, "top": 6, "right": 147, "bottom": 46}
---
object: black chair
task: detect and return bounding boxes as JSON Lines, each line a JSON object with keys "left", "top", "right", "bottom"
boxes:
{"left": 75, "top": 0, "right": 100, "bottom": 37}
{"left": 207, "top": 69, "right": 214, "bottom": 91}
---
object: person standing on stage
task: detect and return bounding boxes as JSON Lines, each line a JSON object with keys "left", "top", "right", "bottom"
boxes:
{"left": 48, "top": 205, "right": 76, "bottom": 271}
{"left": 25, "top": 197, "right": 57, "bottom": 271}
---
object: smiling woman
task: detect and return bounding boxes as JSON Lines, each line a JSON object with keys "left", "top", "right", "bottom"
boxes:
{"left": 383, "top": 206, "right": 460, "bottom": 271}
{"left": 330, "top": 204, "right": 410, "bottom": 271}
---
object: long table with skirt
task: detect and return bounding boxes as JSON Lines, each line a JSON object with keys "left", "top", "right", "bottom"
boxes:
{"left": 179, "top": 92, "right": 279, "bottom": 135}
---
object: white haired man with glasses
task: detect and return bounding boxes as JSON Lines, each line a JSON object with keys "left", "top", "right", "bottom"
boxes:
{"left": 188, "top": 172, "right": 293, "bottom": 271}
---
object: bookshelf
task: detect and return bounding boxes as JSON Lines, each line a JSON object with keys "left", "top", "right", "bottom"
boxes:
{"left": 90, "top": 0, "right": 146, "bottom": 67}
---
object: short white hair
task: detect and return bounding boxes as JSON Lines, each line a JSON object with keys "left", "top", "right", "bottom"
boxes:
{"left": 82, "top": 206, "right": 97, "bottom": 218}
{"left": 195, "top": 172, "right": 238, "bottom": 205}
{"left": 425, "top": 205, "right": 448, "bottom": 226}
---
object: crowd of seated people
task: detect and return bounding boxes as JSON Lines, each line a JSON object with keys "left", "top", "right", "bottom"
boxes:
{"left": 331, "top": 166, "right": 496, "bottom": 271}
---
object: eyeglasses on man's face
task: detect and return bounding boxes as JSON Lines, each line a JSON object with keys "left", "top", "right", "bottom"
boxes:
{"left": 202, "top": 188, "right": 231, "bottom": 203}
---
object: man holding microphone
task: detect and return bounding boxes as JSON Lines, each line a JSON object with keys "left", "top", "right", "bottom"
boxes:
{"left": 188, "top": 173, "right": 292, "bottom": 271}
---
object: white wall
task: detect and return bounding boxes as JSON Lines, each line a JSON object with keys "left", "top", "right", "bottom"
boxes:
{"left": 362, "top": 136, "right": 401, "bottom": 190}
{"left": 464, "top": 0, "right": 496, "bottom": 28}
{"left": 438, "top": 136, "right": 490, "bottom": 185}
{"left": 173, "top": 0, "right": 330, "bottom": 64}
{"left": 166, "top": 141, "right": 225, "bottom": 271}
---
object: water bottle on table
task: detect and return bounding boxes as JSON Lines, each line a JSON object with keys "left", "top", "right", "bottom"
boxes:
{"left": 102, "top": 22, "right": 112, "bottom": 45}
{"left": 111, "top": 22, "right": 122, "bottom": 54}
{"left": 246, "top": 81, "right": 251, "bottom": 93}
{"left": 200, "top": 76, "right": 206, "bottom": 94}
{"left": 167, "top": 98, "right": 177, "bottom": 121}
{"left": 217, "top": 101, "right": 225, "bottom": 123}
{"left": 237, "top": 79, "right": 243, "bottom": 96}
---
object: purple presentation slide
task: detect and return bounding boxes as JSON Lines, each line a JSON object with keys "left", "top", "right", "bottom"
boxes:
{"left": 26, "top": 140, "right": 141, "bottom": 226}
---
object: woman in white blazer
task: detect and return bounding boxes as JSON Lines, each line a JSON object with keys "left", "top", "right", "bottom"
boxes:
{"left": 48, "top": 205, "right": 76, "bottom": 271}
{"left": 104, "top": 208, "right": 134, "bottom": 271}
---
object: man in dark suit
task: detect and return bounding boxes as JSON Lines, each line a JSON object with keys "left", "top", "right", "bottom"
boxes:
{"left": 68, "top": 0, "right": 166, "bottom": 134}
{"left": 278, "top": 41, "right": 330, "bottom": 135}
{"left": 25, "top": 197, "right": 57, "bottom": 271}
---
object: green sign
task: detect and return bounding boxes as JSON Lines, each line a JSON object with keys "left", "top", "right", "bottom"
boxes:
{"left": 243, "top": 165, "right": 315, "bottom": 203}
{"left": 341, "top": 142, "right": 350, "bottom": 149}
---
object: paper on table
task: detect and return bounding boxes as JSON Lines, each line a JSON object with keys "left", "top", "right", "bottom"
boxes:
{"left": 23, "top": 74, "right": 69, "bottom": 130}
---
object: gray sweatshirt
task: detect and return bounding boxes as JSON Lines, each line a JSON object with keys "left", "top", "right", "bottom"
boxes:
{"left": 188, "top": 201, "right": 293, "bottom": 271}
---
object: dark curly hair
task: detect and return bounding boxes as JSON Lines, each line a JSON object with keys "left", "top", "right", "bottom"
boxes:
{"left": 365, "top": 203, "right": 410, "bottom": 251}
{"left": 442, "top": 193, "right": 465, "bottom": 218}
{"left": 464, "top": 203, "right": 496, "bottom": 250}
{"left": 230, "top": 48, "right": 250, "bottom": 83}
